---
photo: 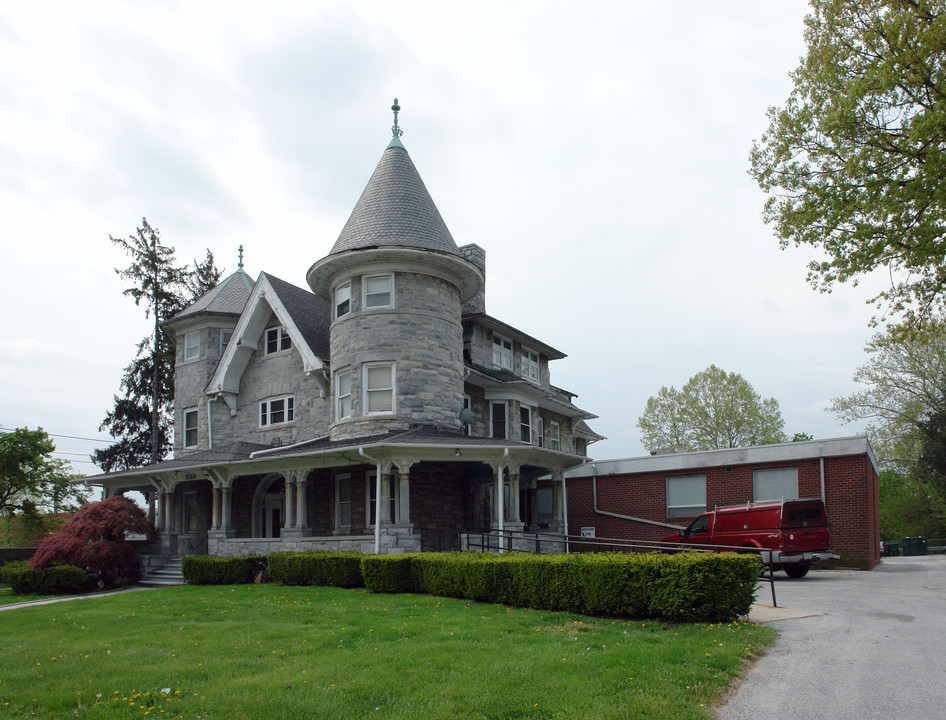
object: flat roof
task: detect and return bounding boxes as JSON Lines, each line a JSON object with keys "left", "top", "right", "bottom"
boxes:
{"left": 567, "top": 435, "right": 878, "bottom": 478}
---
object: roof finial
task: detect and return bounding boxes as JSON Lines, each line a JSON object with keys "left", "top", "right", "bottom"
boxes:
{"left": 391, "top": 98, "right": 403, "bottom": 138}
{"left": 238, "top": 244, "right": 244, "bottom": 270}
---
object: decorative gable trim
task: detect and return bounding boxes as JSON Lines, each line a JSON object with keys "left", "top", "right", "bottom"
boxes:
{"left": 206, "top": 274, "right": 327, "bottom": 407}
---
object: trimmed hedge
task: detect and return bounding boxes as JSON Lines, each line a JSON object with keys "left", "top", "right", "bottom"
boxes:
{"left": 268, "top": 551, "right": 365, "bottom": 588}
{"left": 1, "top": 560, "right": 91, "bottom": 595}
{"left": 181, "top": 555, "right": 268, "bottom": 585}
{"left": 361, "top": 551, "right": 761, "bottom": 622}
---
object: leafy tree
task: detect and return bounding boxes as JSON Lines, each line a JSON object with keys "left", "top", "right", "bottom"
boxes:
{"left": 792, "top": 432, "right": 814, "bottom": 442}
{"left": 92, "top": 219, "right": 222, "bottom": 471}
{"left": 829, "top": 320, "right": 946, "bottom": 468}
{"left": 637, "top": 365, "right": 787, "bottom": 451}
{"left": 31, "top": 495, "right": 154, "bottom": 586}
{"left": 878, "top": 470, "right": 946, "bottom": 539}
{"left": 750, "top": 0, "right": 946, "bottom": 323}
{"left": 0, "top": 428, "right": 89, "bottom": 535}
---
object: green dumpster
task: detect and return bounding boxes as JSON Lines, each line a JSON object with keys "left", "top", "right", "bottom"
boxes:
{"left": 885, "top": 542, "right": 899, "bottom": 557}
{"left": 902, "top": 537, "right": 928, "bottom": 556}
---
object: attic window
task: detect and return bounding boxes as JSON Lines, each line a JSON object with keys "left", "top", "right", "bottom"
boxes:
{"left": 265, "top": 326, "right": 291, "bottom": 355}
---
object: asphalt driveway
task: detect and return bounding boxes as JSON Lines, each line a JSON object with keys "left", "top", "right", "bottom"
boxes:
{"left": 719, "top": 554, "right": 946, "bottom": 720}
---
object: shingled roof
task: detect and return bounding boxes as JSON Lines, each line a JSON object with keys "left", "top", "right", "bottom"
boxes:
{"left": 329, "top": 139, "right": 461, "bottom": 257}
{"left": 172, "top": 268, "right": 255, "bottom": 321}
{"left": 262, "top": 272, "right": 331, "bottom": 360}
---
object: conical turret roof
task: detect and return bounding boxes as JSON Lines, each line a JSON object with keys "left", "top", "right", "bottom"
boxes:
{"left": 328, "top": 139, "right": 461, "bottom": 257}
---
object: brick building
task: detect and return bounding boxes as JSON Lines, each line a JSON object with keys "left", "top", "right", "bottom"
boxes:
{"left": 564, "top": 436, "right": 881, "bottom": 569}
{"left": 88, "top": 104, "right": 601, "bottom": 563}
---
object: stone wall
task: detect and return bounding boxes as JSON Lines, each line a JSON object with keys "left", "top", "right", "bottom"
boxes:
{"left": 330, "top": 271, "right": 463, "bottom": 440}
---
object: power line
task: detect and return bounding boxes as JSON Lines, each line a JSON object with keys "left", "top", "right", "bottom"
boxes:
{"left": 0, "top": 427, "right": 115, "bottom": 445}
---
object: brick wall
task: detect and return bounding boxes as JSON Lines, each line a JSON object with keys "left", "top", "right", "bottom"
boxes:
{"left": 567, "top": 453, "right": 880, "bottom": 568}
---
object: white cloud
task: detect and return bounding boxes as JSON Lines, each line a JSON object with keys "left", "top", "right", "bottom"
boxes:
{"left": 0, "top": 0, "right": 881, "bottom": 467}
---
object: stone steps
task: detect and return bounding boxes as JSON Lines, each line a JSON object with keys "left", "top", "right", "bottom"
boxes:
{"left": 140, "top": 558, "right": 186, "bottom": 587}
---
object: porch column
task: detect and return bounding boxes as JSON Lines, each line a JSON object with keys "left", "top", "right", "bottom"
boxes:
{"left": 508, "top": 471, "right": 521, "bottom": 523}
{"left": 154, "top": 491, "right": 164, "bottom": 531}
{"left": 294, "top": 472, "right": 309, "bottom": 531}
{"left": 220, "top": 485, "right": 233, "bottom": 532}
{"left": 210, "top": 487, "right": 220, "bottom": 531}
{"left": 147, "top": 492, "right": 156, "bottom": 526}
{"left": 397, "top": 469, "right": 411, "bottom": 525}
{"left": 285, "top": 478, "right": 296, "bottom": 529}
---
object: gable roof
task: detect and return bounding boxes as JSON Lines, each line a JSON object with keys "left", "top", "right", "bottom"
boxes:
{"left": 205, "top": 272, "right": 329, "bottom": 399}
{"left": 170, "top": 268, "right": 255, "bottom": 322}
{"left": 329, "top": 140, "right": 461, "bottom": 257}
{"left": 263, "top": 273, "right": 331, "bottom": 359}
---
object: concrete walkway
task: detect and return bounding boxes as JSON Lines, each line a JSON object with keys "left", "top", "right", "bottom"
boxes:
{"left": 720, "top": 555, "right": 946, "bottom": 720}
{"left": 0, "top": 585, "right": 152, "bottom": 611}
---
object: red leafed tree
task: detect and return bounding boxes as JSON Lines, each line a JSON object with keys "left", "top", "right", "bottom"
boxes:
{"left": 31, "top": 495, "right": 154, "bottom": 584}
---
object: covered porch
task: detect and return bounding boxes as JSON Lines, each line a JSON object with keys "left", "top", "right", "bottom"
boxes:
{"left": 92, "top": 431, "right": 586, "bottom": 561}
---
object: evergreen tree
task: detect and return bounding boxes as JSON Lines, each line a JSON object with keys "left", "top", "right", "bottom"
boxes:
{"left": 93, "top": 219, "right": 223, "bottom": 471}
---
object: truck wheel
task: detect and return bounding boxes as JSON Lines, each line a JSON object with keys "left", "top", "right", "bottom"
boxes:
{"left": 784, "top": 564, "right": 810, "bottom": 579}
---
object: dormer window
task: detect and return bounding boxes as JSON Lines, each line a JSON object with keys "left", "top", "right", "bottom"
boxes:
{"left": 492, "top": 335, "right": 513, "bottom": 371}
{"left": 184, "top": 332, "right": 199, "bottom": 362}
{"left": 265, "top": 326, "right": 291, "bottom": 355}
{"left": 335, "top": 282, "right": 351, "bottom": 318}
{"left": 520, "top": 349, "right": 539, "bottom": 383}
{"left": 364, "top": 274, "right": 393, "bottom": 309}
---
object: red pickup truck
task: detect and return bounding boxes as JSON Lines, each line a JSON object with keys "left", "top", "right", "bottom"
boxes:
{"left": 660, "top": 498, "right": 836, "bottom": 578}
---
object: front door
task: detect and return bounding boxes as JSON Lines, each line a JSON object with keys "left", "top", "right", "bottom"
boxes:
{"left": 263, "top": 494, "right": 284, "bottom": 538}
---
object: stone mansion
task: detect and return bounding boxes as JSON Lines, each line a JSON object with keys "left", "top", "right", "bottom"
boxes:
{"left": 91, "top": 104, "right": 602, "bottom": 558}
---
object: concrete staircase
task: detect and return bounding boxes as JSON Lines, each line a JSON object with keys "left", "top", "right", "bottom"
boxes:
{"left": 140, "top": 557, "right": 186, "bottom": 587}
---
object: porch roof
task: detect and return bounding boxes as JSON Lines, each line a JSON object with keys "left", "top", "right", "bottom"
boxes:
{"left": 86, "top": 429, "right": 590, "bottom": 491}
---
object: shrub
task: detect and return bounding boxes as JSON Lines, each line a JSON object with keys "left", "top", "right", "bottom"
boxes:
{"left": 363, "top": 551, "right": 761, "bottom": 622}
{"left": 31, "top": 496, "right": 153, "bottom": 587}
{"left": 360, "top": 554, "right": 418, "bottom": 594}
{"left": 268, "top": 551, "right": 365, "bottom": 588}
{"left": 181, "top": 555, "right": 268, "bottom": 585}
{"left": 1, "top": 560, "right": 90, "bottom": 595}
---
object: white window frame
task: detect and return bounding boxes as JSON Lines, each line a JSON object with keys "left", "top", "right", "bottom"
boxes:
{"left": 363, "top": 274, "right": 393, "bottom": 309}
{"left": 548, "top": 421, "right": 561, "bottom": 451}
{"left": 220, "top": 330, "right": 233, "bottom": 356}
{"left": 335, "top": 368, "right": 352, "bottom": 420}
{"left": 259, "top": 395, "right": 295, "bottom": 427}
{"left": 753, "top": 468, "right": 799, "bottom": 502}
{"left": 520, "top": 349, "right": 540, "bottom": 383}
{"left": 335, "top": 281, "right": 351, "bottom": 319}
{"left": 184, "top": 332, "right": 199, "bottom": 362}
{"left": 666, "top": 475, "right": 707, "bottom": 517}
{"left": 491, "top": 401, "right": 507, "bottom": 439}
{"left": 537, "top": 417, "right": 545, "bottom": 448}
{"left": 183, "top": 408, "right": 198, "bottom": 449}
{"left": 335, "top": 474, "right": 352, "bottom": 530}
{"left": 265, "top": 326, "right": 291, "bottom": 355}
{"left": 492, "top": 335, "right": 514, "bottom": 371}
{"left": 366, "top": 472, "right": 399, "bottom": 527}
{"left": 364, "top": 362, "right": 395, "bottom": 415}
{"left": 519, "top": 405, "right": 532, "bottom": 444}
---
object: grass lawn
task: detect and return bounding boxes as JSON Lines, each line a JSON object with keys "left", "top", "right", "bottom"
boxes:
{"left": 0, "top": 584, "right": 775, "bottom": 720}
{"left": 0, "top": 586, "right": 55, "bottom": 606}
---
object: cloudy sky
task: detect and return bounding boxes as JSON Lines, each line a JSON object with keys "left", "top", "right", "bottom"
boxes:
{"left": 0, "top": 1, "right": 883, "bottom": 475}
